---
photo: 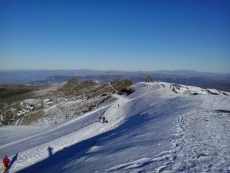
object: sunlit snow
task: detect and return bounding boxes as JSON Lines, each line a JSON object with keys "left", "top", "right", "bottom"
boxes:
{"left": 0, "top": 82, "right": 230, "bottom": 172}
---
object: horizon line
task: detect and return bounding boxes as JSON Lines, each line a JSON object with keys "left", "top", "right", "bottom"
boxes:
{"left": 0, "top": 69, "right": 230, "bottom": 75}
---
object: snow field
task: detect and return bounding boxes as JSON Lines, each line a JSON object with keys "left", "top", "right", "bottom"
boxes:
{"left": 0, "top": 82, "right": 229, "bottom": 172}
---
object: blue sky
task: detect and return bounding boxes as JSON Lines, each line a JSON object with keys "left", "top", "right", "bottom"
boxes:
{"left": 0, "top": 0, "right": 229, "bottom": 73}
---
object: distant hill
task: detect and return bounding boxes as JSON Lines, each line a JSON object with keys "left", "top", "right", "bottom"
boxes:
{"left": 58, "top": 77, "right": 79, "bottom": 92}
{"left": 0, "top": 70, "right": 230, "bottom": 92}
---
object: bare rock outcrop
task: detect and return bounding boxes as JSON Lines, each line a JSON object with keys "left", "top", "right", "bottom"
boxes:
{"left": 58, "top": 77, "right": 78, "bottom": 92}
{"left": 73, "top": 80, "right": 98, "bottom": 93}
{"left": 110, "top": 79, "right": 133, "bottom": 92}
{"left": 146, "top": 75, "right": 154, "bottom": 82}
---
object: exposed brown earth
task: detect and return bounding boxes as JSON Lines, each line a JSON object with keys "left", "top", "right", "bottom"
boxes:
{"left": 21, "top": 110, "right": 45, "bottom": 125}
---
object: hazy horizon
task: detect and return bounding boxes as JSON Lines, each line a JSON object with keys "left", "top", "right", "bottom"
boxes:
{"left": 1, "top": 68, "right": 230, "bottom": 75}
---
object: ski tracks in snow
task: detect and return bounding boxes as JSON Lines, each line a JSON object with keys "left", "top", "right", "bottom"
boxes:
{"left": 141, "top": 94, "right": 230, "bottom": 173}
{"left": 119, "top": 109, "right": 230, "bottom": 173}
{"left": 154, "top": 109, "right": 230, "bottom": 173}
{"left": 174, "top": 110, "right": 230, "bottom": 172}
{"left": 105, "top": 95, "right": 230, "bottom": 172}
{"left": 105, "top": 158, "right": 153, "bottom": 173}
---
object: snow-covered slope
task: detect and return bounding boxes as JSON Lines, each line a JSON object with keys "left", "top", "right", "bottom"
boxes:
{"left": 0, "top": 82, "right": 230, "bottom": 172}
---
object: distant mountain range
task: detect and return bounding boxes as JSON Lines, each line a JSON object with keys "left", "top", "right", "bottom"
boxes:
{"left": 0, "top": 69, "right": 230, "bottom": 92}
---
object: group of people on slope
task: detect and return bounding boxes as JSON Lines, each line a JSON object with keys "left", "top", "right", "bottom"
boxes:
{"left": 99, "top": 103, "right": 120, "bottom": 124}
{"left": 102, "top": 116, "right": 108, "bottom": 124}
{"left": 99, "top": 116, "right": 108, "bottom": 124}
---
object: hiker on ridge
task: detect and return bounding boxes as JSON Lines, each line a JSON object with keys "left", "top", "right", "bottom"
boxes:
{"left": 2, "top": 155, "right": 10, "bottom": 173}
{"left": 102, "top": 117, "right": 108, "bottom": 124}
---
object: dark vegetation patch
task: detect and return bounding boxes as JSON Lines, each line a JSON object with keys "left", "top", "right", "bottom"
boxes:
{"left": 0, "top": 85, "right": 48, "bottom": 106}
{"left": 0, "top": 88, "right": 32, "bottom": 99}
{"left": 0, "top": 88, "right": 7, "bottom": 92}
{"left": 0, "top": 92, "right": 34, "bottom": 107}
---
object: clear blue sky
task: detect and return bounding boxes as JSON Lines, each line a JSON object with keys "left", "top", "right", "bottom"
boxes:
{"left": 0, "top": 0, "right": 229, "bottom": 73}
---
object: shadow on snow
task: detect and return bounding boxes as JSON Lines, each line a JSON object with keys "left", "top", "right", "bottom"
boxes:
{"left": 15, "top": 114, "right": 157, "bottom": 173}
{"left": 9, "top": 153, "right": 18, "bottom": 170}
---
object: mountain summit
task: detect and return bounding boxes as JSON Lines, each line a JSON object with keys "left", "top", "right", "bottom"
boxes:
{"left": 59, "top": 77, "right": 78, "bottom": 90}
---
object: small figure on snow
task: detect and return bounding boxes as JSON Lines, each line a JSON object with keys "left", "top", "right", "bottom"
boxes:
{"left": 102, "top": 117, "right": 108, "bottom": 124}
{"left": 2, "top": 155, "right": 10, "bottom": 173}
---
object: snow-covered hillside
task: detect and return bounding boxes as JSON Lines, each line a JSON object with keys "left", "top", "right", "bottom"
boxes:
{"left": 0, "top": 82, "right": 230, "bottom": 173}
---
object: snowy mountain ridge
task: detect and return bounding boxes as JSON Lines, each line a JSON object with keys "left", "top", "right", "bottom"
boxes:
{"left": 0, "top": 81, "right": 230, "bottom": 172}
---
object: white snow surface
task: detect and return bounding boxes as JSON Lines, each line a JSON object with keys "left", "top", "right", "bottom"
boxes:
{"left": 0, "top": 82, "right": 230, "bottom": 173}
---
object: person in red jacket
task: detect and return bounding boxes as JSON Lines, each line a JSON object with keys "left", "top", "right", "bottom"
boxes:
{"left": 2, "top": 155, "right": 10, "bottom": 173}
